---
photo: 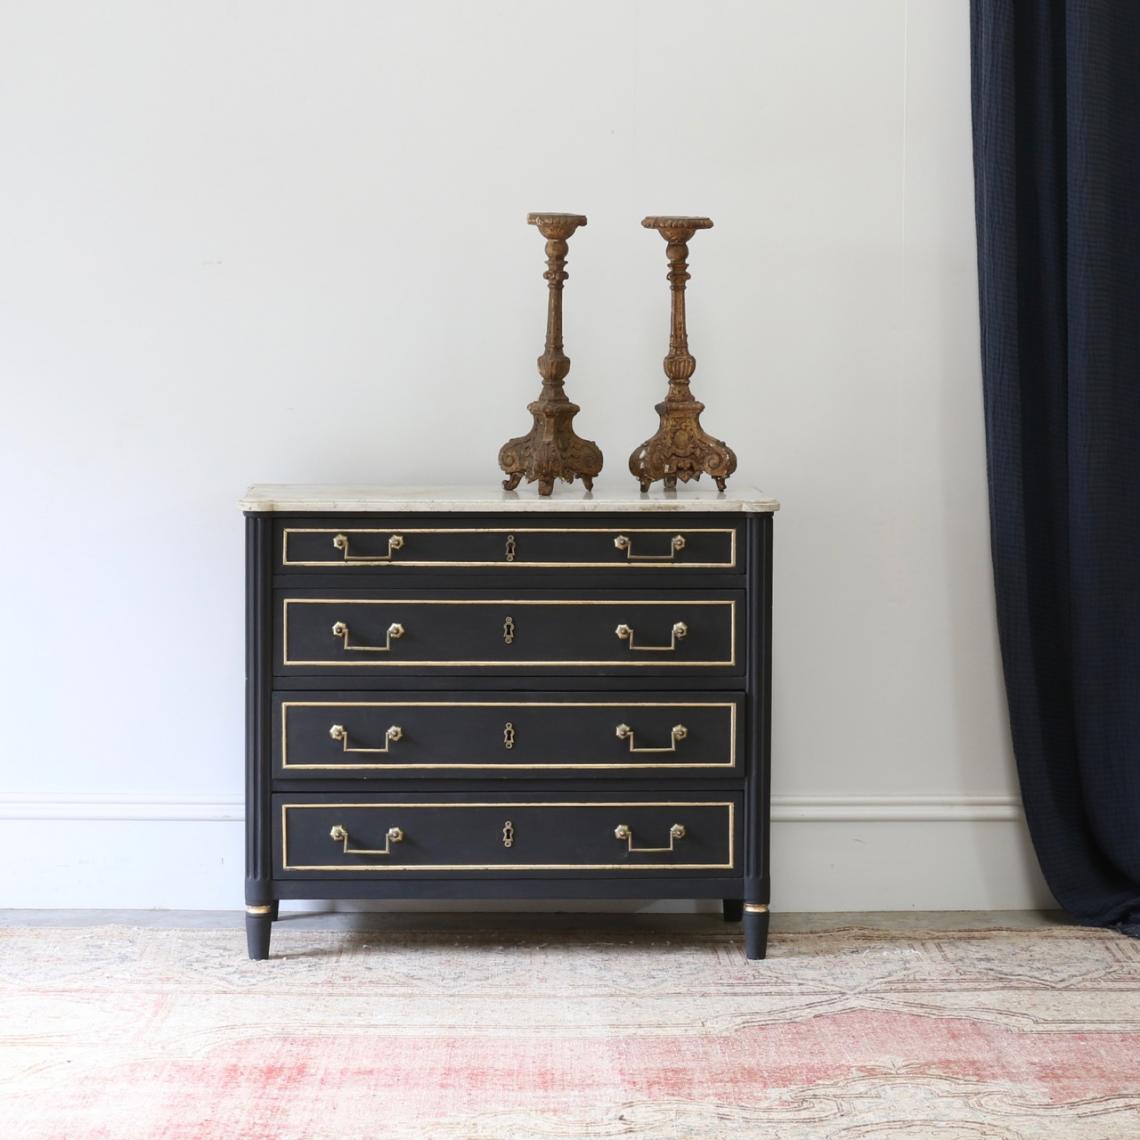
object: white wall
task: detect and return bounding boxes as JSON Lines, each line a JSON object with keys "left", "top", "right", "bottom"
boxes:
{"left": 0, "top": 0, "right": 1052, "bottom": 912}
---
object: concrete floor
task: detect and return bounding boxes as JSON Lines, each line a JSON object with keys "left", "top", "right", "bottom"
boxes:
{"left": 0, "top": 908, "right": 1070, "bottom": 933}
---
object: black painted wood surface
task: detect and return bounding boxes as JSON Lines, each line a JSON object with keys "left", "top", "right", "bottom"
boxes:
{"left": 274, "top": 692, "right": 744, "bottom": 779}
{"left": 277, "top": 590, "right": 743, "bottom": 675}
{"left": 275, "top": 794, "right": 739, "bottom": 878}
{"left": 244, "top": 505, "right": 773, "bottom": 960}
{"left": 279, "top": 516, "right": 741, "bottom": 571}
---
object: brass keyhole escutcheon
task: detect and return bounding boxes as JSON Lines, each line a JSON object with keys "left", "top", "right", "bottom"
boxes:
{"left": 503, "top": 615, "right": 516, "bottom": 645}
{"left": 505, "top": 534, "right": 517, "bottom": 562}
{"left": 503, "top": 722, "right": 516, "bottom": 749}
{"left": 502, "top": 820, "right": 514, "bottom": 848}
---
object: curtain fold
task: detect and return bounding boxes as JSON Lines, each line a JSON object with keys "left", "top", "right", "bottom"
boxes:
{"left": 970, "top": 0, "right": 1140, "bottom": 934}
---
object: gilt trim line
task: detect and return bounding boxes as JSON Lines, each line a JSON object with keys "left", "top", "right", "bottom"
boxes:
{"left": 279, "top": 699, "right": 737, "bottom": 771}
{"left": 282, "top": 527, "right": 738, "bottom": 569}
{"left": 281, "top": 598, "right": 737, "bottom": 668}
{"left": 280, "top": 800, "right": 735, "bottom": 872}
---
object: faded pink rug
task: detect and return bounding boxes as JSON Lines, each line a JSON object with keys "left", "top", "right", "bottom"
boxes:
{"left": 3, "top": 922, "right": 1140, "bottom": 1138}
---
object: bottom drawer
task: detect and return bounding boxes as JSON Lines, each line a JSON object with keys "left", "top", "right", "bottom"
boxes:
{"left": 274, "top": 793, "right": 739, "bottom": 877}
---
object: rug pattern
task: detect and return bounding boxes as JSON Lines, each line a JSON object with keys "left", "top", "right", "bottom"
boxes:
{"left": 2, "top": 924, "right": 1139, "bottom": 1138}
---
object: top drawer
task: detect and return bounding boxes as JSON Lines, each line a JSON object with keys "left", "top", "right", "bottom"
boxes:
{"left": 277, "top": 518, "right": 740, "bottom": 573}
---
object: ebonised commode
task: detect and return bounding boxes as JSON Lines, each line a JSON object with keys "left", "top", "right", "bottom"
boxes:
{"left": 241, "top": 484, "right": 778, "bottom": 960}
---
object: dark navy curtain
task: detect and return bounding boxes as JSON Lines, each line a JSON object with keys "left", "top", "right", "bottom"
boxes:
{"left": 970, "top": 0, "right": 1140, "bottom": 934}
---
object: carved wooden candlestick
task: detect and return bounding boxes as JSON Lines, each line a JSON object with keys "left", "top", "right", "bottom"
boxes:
{"left": 629, "top": 216, "right": 737, "bottom": 492}
{"left": 499, "top": 212, "right": 603, "bottom": 496}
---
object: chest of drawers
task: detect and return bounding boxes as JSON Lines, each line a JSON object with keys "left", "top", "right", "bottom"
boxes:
{"left": 241, "top": 485, "right": 777, "bottom": 959}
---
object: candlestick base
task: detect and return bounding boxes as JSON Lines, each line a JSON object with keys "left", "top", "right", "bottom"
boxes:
{"left": 499, "top": 403, "right": 603, "bottom": 496}
{"left": 629, "top": 396, "right": 736, "bottom": 493}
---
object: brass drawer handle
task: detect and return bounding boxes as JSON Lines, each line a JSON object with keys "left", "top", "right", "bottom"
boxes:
{"left": 330, "top": 621, "right": 405, "bottom": 653}
{"left": 614, "top": 621, "right": 687, "bottom": 651}
{"left": 329, "top": 723, "right": 402, "bottom": 753}
{"left": 332, "top": 532, "right": 405, "bottom": 562}
{"left": 615, "top": 723, "right": 688, "bottom": 753}
{"left": 614, "top": 822, "right": 686, "bottom": 852}
{"left": 329, "top": 824, "right": 404, "bottom": 856}
{"left": 614, "top": 533, "right": 686, "bottom": 560}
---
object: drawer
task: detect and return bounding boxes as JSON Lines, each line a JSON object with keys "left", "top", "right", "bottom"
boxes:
{"left": 278, "top": 518, "right": 739, "bottom": 571}
{"left": 274, "top": 794, "right": 739, "bottom": 877}
{"left": 277, "top": 591, "right": 741, "bottom": 674}
{"left": 274, "top": 693, "right": 744, "bottom": 778}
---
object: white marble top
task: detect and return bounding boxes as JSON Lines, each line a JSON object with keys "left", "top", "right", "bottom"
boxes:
{"left": 240, "top": 483, "right": 779, "bottom": 513}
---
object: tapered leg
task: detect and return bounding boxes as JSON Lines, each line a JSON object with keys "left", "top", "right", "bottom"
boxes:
{"left": 246, "top": 908, "right": 272, "bottom": 959}
{"left": 743, "top": 904, "right": 770, "bottom": 960}
{"left": 722, "top": 899, "right": 743, "bottom": 922}
{"left": 268, "top": 900, "right": 279, "bottom": 921}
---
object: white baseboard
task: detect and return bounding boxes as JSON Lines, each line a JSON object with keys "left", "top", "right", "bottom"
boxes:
{"left": 0, "top": 796, "right": 244, "bottom": 822}
{"left": 2, "top": 793, "right": 1053, "bottom": 912}
{"left": 0, "top": 793, "right": 1022, "bottom": 823}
